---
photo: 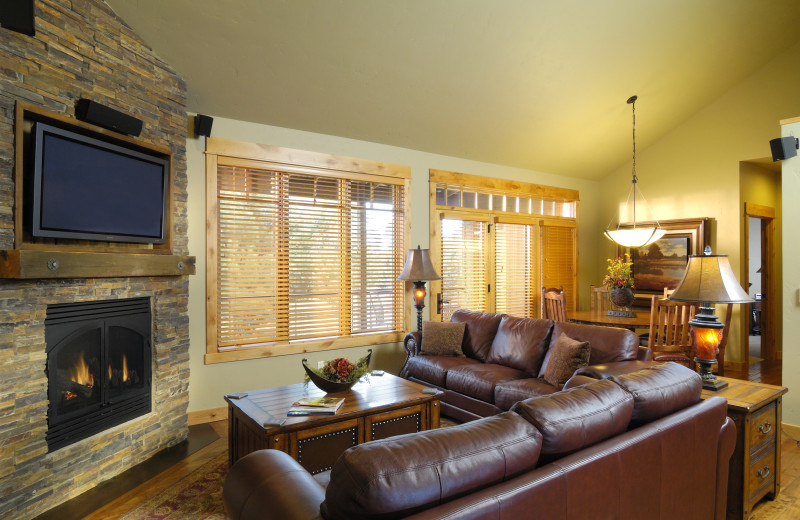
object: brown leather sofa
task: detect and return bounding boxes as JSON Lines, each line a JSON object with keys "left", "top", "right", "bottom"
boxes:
{"left": 223, "top": 363, "right": 735, "bottom": 520}
{"left": 401, "top": 310, "right": 653, "bottom": 422}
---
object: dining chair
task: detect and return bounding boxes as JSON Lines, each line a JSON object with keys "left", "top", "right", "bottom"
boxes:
{"left": 542, "top": 286, "right": 567, "bottom": 322}
{"left": 714, "top": 303, "right": 733, "bottom": 376}
{"left": 648, "top": 295, "right": 699, "bottom": 368}
{"left": 589, "top": 285, "right": 610, "bottom": 312}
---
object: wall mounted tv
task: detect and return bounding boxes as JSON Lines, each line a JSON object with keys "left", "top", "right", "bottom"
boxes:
{"left": 30, "top": 122, "right": 169, "bottom": 244}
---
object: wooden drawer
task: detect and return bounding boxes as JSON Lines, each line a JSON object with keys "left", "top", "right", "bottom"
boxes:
{"left": 366, "top": 404, "right": 426, "bottom": 442}
{"left": 290, "top": 418, "right": 362, "bottom": 474}
{"left": 748, "top": 446, "right": 777, "bottom": 505}
{"left": 748, "top": 403, "right": 777, "bottom": 453}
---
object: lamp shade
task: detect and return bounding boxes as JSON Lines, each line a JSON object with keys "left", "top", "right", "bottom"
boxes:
{"left": 669, "top": 253, "right": 753, "bottom": 304}
{"left": 397, "top": 246, "right": 440, "bottom": 281}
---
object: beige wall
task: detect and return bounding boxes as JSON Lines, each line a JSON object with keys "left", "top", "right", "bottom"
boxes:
{"left": 597, "top": 41, "right": 800, "bottom": 374}
{"left": 186, "top": 119, "right": 604, "bottom": 412}
{"left": 739, "top": 161, "right": 782, "bottom": 355}
{"left": 780, "top": 118, "right": 800, "bottom": 425}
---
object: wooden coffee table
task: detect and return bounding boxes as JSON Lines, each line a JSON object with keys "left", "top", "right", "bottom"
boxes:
{"left": 225, "top": 373, "right": 441, "bottom": 474}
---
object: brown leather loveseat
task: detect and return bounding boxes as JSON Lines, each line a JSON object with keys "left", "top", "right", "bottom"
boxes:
{"left": 401, "top": 309, "right": 652, "bottom": 422}
{"left": 223, "top": 363, "right": 735, "bottom": 520}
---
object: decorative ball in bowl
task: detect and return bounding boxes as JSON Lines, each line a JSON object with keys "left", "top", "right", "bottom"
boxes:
{"left": 302, "top": 349, "right": 372, "bottom": 394}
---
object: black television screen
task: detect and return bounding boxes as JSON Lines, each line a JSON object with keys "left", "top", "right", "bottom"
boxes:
{"left": 31, "top": 122, "right": 169, "bottom": 244}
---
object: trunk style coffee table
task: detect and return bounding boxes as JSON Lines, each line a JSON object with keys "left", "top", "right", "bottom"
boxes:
{"left": 225, "top": 373, "right": 441, "bottom": 474}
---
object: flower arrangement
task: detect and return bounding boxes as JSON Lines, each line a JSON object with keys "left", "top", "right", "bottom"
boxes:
{"left": 305, "top": 353, "right": 371, "bottom": 385}
{"left": 602, "top": 254, "right": 634, "bottom": 290}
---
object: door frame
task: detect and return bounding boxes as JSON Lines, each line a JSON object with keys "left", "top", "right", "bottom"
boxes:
{"left": 742, "top": 202, "right": 775, "bottom": 363}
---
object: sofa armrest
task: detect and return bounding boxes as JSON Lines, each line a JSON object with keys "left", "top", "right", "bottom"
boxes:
{"left": 637, "top": 346, "right": 652, "bottom": 361}
{"left": 573, "top": 360, "right": 658, "bottom": 380}
{"left": 400, "top": 331, "right": 422, "bottom": 378}
{"left": 715, "top": 414, "right": 737, "bottom": 520}
{"left": 223, "top": 450, "right": 325, "bottom": 520}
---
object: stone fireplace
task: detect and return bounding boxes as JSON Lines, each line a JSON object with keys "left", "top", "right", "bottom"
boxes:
{"left": 0, "top": 1, "right": 191, "bottom": 519}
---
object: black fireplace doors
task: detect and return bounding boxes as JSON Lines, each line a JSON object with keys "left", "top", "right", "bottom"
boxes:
{"left": 45, "top": 298, "right": 152, "bottom": 451}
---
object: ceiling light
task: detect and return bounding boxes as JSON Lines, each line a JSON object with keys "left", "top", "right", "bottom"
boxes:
{"left": 604, "top": 95, "right": 665, "bottom": 248}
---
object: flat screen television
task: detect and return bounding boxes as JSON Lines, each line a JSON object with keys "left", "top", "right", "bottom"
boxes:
{"left": 30, "top": 122, "right": 169, "bottom": 244}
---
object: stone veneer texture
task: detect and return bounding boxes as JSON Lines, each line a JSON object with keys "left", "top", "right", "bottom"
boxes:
{"left": 0, "top": 1, "right": 190, "bottom": 518}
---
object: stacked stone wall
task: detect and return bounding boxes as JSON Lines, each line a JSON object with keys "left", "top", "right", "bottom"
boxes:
{"left": 0, "top": 1, "right": 189, "bottom": 518}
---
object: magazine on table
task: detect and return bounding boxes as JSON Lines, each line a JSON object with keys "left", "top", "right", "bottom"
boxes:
{"left": 287, "top": 396, "right": 345, "bottom": 415}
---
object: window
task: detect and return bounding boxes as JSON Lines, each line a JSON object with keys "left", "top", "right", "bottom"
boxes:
{"left": 430, "top": 170, "right": 577, "bottom": 321}
{"left": 206, "top": 139, "right": 410, "bottom": 363}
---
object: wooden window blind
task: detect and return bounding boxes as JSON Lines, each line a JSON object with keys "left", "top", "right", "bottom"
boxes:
{"left": 206, "top": 139, "right": 410, "bottom": 363}
{"left": 541, "top": 222, "right": 577, "bottom": 312}
{"left": 440, "top": 218, "right": 488, "bottom": 321}
{"left": 494, "top": 222, "right": 535, "bottom": 317}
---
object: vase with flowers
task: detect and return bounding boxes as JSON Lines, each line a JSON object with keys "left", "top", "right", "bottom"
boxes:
{"left": 302, "top": 349, "right": 372, "bottom": 393}
{"left": 602, "top": 254, "right": 635, "bottom": 310}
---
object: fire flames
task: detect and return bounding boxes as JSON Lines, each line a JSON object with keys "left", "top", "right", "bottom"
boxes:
{"left": 64, "top": 353, "right": 94, "bottom": 401}
{"left": 122, "top": 355, "right": 128, "bottom": 382}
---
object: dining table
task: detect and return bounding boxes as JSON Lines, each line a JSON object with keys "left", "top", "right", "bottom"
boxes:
{"left": 566, "top": 309, "right": 651, "bottom": 331}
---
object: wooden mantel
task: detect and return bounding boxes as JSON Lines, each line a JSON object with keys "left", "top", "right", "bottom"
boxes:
{"left": 0, "top": 250, "right": 195, "bottom": 279}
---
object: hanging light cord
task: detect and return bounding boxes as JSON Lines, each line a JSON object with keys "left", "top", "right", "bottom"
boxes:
{"left": 629, "top": 95, "right": 638, "bottom": 227}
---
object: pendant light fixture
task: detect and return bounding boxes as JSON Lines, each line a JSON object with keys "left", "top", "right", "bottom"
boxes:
{"left": 603, "top": 95, "right": 665, "bottom": 248}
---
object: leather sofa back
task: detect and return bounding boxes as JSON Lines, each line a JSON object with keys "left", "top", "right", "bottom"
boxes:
{"left": 541, "top": 321, "right": 639, "bottom": 375}
{"left": 486, "top": 315, "right": 554, "bottom": 375}
{"left": 451, "top": 310, "right": 505, "bottom": 362}
{"left": 321, "top": 411, "right": 541, "bottom": 520}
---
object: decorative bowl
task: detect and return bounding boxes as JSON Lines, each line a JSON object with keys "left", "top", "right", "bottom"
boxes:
{"left": 302, "top": 349, "right": 372, "bottom": 394}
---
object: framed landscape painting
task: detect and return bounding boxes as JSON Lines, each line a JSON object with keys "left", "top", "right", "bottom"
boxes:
{"left": 628, "top": 234, "right": 691, "bottom": 292}
{"left": 615, "top": 217, "right": 710, "bottom": 301}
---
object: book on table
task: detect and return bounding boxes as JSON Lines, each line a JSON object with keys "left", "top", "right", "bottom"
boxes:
{"left": 287, "top": 396, "right": 345, "bottom": 416}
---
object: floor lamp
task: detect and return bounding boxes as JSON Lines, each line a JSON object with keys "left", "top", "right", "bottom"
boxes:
{"left": 397, "top": 246, "right": 441, "bottom": 332}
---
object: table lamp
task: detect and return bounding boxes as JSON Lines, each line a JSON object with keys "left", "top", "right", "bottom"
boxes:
{"left": 397, "top": 246, "right": 441, "bottom": 331}
{"left": 669, "top": 246, "right": 753, "bottom": 390}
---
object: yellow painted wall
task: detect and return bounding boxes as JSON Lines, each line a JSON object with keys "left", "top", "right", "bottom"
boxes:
{"left": 780, "top": 118, "right": 800, "bottom": 425}
{"left": 597, "top": 41, "right": 800, "bottom": 378}
{"left": 186, "top": 118, "right": 604, "bottom": 412}
{"left": 739, "top": 161, "right": 782, "bottom": 357}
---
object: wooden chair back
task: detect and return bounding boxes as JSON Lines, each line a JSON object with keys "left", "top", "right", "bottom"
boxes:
{"left": 715, "top": 303, "right": 733, "bottom": 376}
{"left": 542, "top": 286, "right": 567, "bottom": 322}
{"left": 648, "top": 295, "right": 699, "bottom": 367}
{"left": 589, "top": 285, "right": 610, "bottom": 312}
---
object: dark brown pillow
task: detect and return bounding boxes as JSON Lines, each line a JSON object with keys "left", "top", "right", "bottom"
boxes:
{"left": 543, "top": 332, "right": 591, "bottom": 387}
{"left": 420, "top": 321, "right": 466, "bottom": 356}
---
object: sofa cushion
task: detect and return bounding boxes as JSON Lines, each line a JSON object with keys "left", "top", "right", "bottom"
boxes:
{"left": 511, "top": 378, "right": 633, "bottom": 462}
{"left": 446, "top": 363, "right": 528, "bottom": 403}
{"left": 406, "top": 356, "right": 480, "bottom": 388}
{"left": 542, "top": 332, "right": 591, "bottom": 387}
{"left": 486, "top": 315, "right": 554, "bottom": 375}
{"left": 539, "top": 322, "right": 638, "bottom": 377}
{"left": 320, "top": 411, "right": 542, "bottom": 520}
{"left": 451, "top": 310, "right": 504, "bottom": 362}
{"left": 494, "top": 377, "right": 558, "bottom": 410}
{"left": 420, "top": 321, "right": 466, "bottom": 356}
{"left": 610, "top": 362, "right": 702, "bottom": 427}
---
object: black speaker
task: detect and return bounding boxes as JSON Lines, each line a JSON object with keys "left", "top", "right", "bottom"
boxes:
{"left": 0, "top": 0, "right": 35, "bottom": 36}
{"left": 769, "top": 136, "right": 798, "bottom": 162}
{"left": 75, "top": 99, "right": 143, "bottom": 136}
{"left": 195, "top": 114, "right": 213, "bottom": 137}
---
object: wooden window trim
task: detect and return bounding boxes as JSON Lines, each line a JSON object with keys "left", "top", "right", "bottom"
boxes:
{"left": 206, "top": 138, "right": 410, "bottom": 364}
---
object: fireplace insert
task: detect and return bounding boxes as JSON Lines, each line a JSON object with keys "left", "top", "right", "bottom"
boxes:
{"left": 45, "top": 297, "right": 152, "bottom": 451}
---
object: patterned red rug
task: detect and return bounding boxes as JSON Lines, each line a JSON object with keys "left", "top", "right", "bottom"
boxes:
{"left": 119, "top": 452, "right": 228, "bottom": 520}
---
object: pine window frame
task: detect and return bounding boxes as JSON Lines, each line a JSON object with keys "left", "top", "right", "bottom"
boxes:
{"left": 205, "top": 138, "right": 411, "bottom": 364}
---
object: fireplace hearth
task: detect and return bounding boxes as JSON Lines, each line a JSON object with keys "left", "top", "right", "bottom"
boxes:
{"left": 45, "top": 298, "right": 152, "bottom": 451}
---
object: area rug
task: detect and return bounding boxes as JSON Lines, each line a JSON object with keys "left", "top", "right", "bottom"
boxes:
{"left": 119, "top": 452, "right": 228, "bottom": 520}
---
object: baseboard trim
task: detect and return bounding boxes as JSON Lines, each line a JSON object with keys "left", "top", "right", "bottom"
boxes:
{"left": 188, "top": 406, "right": 227, "bottom": 425}
{"left": 783, "top": 423, "right": 800, "bottom": 440}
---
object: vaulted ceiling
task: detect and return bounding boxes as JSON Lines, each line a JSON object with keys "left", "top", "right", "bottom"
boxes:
{"left": 107, "top": 0, "right": 800, "bottom": 180}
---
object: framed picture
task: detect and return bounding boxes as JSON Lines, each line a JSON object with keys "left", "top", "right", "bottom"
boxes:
{"left": 615, "top": 217, "right": 710, "bottom": 303}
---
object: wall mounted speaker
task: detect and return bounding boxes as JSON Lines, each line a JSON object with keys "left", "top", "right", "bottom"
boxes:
{"left": 75, "top": 99, "right": 143, "bottom": 137}
{"left": 0, "top": 0, "right": 35, "bottom": 36}
{"left": 195, "top": 114, "right": 213, "bottom": 137}
{"left": 769, "top": 136, "right": 799, "bottom": 162}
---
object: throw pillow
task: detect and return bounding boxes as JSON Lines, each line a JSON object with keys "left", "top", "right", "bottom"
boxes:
{"left": 420, "top": 321, "right": 466, "bottom": 356}
{"left": 543, "top": 332, "right": 591, "bottom": 387}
